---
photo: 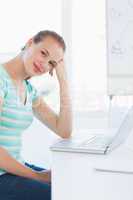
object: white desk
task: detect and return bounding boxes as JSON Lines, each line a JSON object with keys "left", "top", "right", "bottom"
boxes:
{"left": 51, "top": 139, "right": 133, "bottom": 200}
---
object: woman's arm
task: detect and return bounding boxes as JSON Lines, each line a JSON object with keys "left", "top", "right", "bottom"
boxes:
{"left": 0, "top": 146, "right": 37, "bottom": 178}
{"left": 32, "top": 60, "right": 73, "bottom": 138}
{"left": 55, "top": 60, "right": 73, "bottom": 138}
{"left": 0, "top": 146, "right": 51, "bottom": 183}
{"left": 0, "top": 97, "right": 50, "bottom": 183}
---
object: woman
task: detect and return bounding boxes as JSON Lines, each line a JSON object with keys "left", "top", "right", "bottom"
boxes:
{"left": 0, "top": 30, "right": 72, "bottom": 199}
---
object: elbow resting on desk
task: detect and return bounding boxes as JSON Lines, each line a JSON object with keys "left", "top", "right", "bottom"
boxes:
{"left": 56, "top": 121, "right": 73, "bottom": 138}
{"left": 32, "top": 97, "right": 73, "bottom": 139}
{"left": 56, "top": 130, "right": 72, "bottom": 139}
{"left": 56, "top": 120, "right": 73, "bottom": 139}
{"left": 55, "top": 107, "right": 73, "bottom": 139}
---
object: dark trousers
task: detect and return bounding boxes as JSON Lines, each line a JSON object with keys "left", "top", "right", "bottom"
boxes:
{"left": 0, "top": 162, "right": 51, "bottom": 200}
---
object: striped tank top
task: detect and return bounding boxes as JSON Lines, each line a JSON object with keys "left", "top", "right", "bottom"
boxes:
{"left": 0, "top": 64, "right": 40, "bottom": 175}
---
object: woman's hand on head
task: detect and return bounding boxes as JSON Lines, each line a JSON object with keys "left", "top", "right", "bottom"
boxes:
{"left": 54, "top": 59, "right": 67, "bottom": 82}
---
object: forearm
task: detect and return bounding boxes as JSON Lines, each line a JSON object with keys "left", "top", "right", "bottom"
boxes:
{"left": 57, "top": 78, "right": 73, "bottom": 138}
{"left": 0, "top": 147, "right": 38, "bottom": 180}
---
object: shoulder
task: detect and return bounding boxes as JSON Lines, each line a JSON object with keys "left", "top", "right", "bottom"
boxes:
{"left": 0, "top": 65, "right": 8, "bottom": 98}
{"left": 0, "top": 64, "right": 9, "bottom": 85}
{"left": 0, "top": 65, "right": 8, "bottom": 86}
{"left": 0, "top": 65, "right": 7, "bottom": 81}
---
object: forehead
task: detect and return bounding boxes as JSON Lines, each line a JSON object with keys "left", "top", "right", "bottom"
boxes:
{"left": 35, "top": 36, "right": 64, "bottom": 62}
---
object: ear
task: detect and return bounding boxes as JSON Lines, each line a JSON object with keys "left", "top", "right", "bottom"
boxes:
{"left": 25, "top": 38, "right": 33, "bottom": 48}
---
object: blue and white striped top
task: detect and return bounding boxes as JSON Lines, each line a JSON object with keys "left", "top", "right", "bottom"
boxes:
{"left": 0, "top": 64, "right": 39, "bottom": 175}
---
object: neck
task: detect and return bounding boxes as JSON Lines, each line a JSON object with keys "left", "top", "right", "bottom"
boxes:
{"left": 2, "top": 53, "right": 29, "bottom": 82}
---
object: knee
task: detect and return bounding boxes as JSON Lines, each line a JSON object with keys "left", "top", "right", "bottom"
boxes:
{"left": 38, "top": 183, "right": 51, "bottom": 200}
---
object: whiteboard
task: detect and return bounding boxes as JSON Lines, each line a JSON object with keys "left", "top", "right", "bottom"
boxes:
{"left": 107, "top": 0, "right": 133, "bottom": 95}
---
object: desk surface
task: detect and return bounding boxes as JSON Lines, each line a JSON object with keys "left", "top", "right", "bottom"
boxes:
{"left": 51, "top": 142, "right": 133, "bottom": 200}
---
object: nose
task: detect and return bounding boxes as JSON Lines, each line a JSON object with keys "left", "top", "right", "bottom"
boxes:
{"left": 41, "top": 61, "right": 51, "bottom": 72}
{"left": 38, "top": 57, "right": 52, "bottom": 72}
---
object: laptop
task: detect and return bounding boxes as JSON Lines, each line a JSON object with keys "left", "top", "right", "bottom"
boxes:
{"left": 50, "top": 107, "right": 133, "bottom": 155}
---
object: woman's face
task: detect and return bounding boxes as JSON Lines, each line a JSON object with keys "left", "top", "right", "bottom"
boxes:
{"left": 22, "top": 36, "right": 64, "bottom": 77}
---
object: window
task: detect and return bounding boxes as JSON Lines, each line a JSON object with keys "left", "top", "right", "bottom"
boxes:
{"left": 71, "top": 0, "right": 107, "bottom": 111}
{"left": 0, "top": 0, "right": 62, "bottom": 52}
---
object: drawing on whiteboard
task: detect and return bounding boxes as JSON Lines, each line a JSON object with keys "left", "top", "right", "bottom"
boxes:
{"left": 110, "top": 19, "right": 133, "bottom": 56}
{"left": 107, "top": 0, "right": 133, "bottom": 94}
{"left": 111, "top": 41, "right": 124, "bottom": 55}
{"left": 110, "top": 8, "right": 123, "bottom": 19}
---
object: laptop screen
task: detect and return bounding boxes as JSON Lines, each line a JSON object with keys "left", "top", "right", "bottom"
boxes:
{"left": 109, "top": 106, "right": 133, "bottom": 150}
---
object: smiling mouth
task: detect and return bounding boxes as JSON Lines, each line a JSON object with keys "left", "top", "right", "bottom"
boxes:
{"left": 33, "top": 62, "right": 44, "bottom": 73}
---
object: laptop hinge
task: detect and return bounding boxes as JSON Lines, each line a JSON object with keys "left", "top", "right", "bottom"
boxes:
{"left": 104, "top": 146, "right": 110, "bottom": 154}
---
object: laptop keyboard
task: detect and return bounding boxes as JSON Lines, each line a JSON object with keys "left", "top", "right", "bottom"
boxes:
{"left": 51, "top": 135, "right": 113, "bottom": 151}
{"left": 78, "top": 136, "right": 112, "bottom": 149}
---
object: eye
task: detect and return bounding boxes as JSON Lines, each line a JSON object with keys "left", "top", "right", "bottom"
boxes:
{"left": 49, "top": 61, "right": 55, "bottom": 68}
{"left": 41, "top": 50, "right": 47, "bottom": 56}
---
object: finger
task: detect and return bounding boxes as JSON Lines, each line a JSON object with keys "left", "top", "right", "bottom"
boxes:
{"left": 49, "top": 71, "right": 53, "bottom": 76}
{"left": 49, "top": 68, "right": 54, "bottom": 76}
